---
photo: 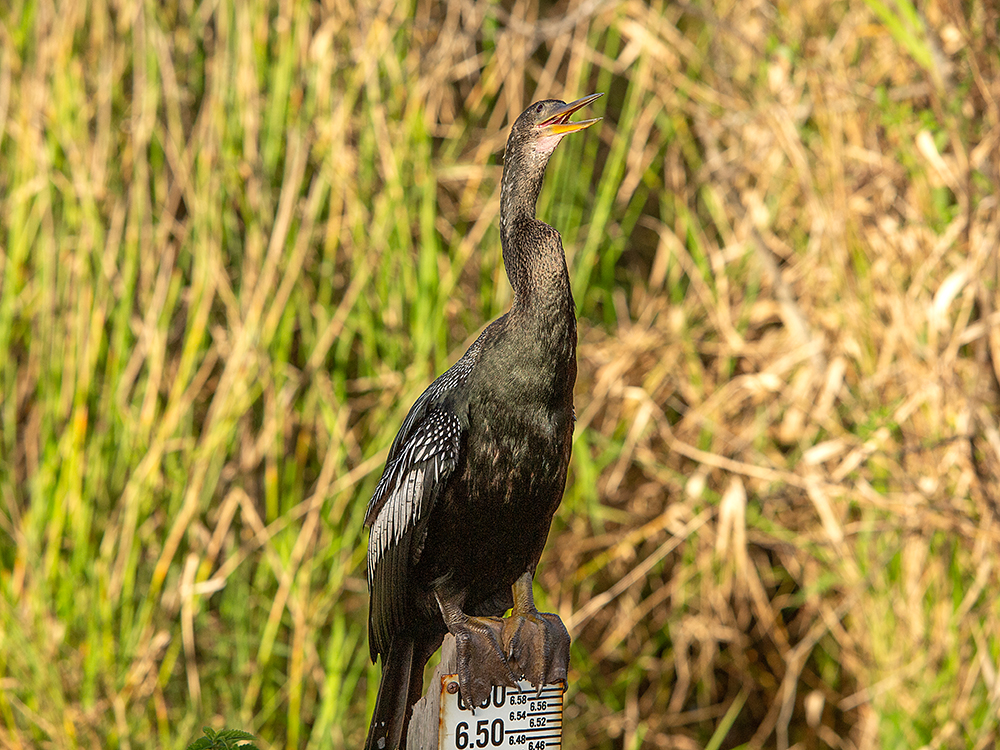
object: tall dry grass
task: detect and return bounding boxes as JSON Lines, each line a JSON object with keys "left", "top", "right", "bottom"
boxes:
{"left": 1, "top": 0, "right": 998, "bottom": 749}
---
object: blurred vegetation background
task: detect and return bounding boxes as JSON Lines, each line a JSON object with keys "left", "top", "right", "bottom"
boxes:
{"left": 1, "top": 0, "right": 999, "bottom": 748}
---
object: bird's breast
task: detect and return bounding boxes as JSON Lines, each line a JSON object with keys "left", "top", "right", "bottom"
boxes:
{"left": 464, "top": 386, "right": 574, "bottom": 508}
{"left": 411, "top": 342, "right": 576, "bottom": 615}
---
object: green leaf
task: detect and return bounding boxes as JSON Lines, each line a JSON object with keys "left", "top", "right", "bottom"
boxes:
{"left": 185, "top": 727, "right": 260, "bottom": 750}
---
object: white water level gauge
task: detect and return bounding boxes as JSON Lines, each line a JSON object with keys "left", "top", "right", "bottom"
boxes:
{"left": 438, "top": 677, "right": 564, "bottom": 750}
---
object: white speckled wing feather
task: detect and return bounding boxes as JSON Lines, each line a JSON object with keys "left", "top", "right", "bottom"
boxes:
{"left": 365, "top": 408, "right": 463, "bottom": 657}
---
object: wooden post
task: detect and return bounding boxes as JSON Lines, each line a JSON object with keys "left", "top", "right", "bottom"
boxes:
{"left": 406, "top": 635, "right": 566, "bottom": 750}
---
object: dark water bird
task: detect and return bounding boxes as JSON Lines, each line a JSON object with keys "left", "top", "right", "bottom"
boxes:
{"left": 363, "top": 93, "right": 603, "bottom": 750}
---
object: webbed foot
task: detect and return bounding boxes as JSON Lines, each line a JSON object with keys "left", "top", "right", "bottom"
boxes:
{"left": 452, "top": 615, "right": 521, "bottom": 708}
{"left": 502, "top": 572, "right": 570, "bottom": 691}
{"left": 437, "top": 591, "right": 520, "bottom": 709}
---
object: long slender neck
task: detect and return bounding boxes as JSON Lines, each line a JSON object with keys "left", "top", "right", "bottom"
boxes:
{"left": 498, "top": 144, "right": 545, "bottom": 252}
{"left": 498, "top": 138, "right": 569, "bottom": 309}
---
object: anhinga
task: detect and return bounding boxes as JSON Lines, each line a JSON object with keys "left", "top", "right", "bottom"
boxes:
{"left": 363, "top": 93, "right": 603, "bottom": 750}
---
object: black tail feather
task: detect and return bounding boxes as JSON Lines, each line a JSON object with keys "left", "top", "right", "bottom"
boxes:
{"left": 365, "top": 637, "right": 414, "bottom": 750}
{"left": 365, "top": 633, "right": 442, "bottom": 750}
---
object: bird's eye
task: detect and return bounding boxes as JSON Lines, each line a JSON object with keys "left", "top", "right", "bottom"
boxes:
{"left": 535, "top": 104, "right": 544, "bottom": 113}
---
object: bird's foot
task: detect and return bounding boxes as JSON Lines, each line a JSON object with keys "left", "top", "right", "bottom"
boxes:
{"left": 501, "top": 608, "right": 570, "bottom": 692}
{"left": 452, "top": 615, "right": 521, "bottom": 709}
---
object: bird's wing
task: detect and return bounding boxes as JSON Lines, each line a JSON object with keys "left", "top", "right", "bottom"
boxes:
{"left": 363, "top": 332, "right": 490, "bottom": 659}
{"left": 363, "top": 332, "right": 484, "bottom": 529}
{"left": 364, "top": 385, "right": 436, "bottom": 528}
{"left": 365, "top": 407, "right": 463, "bottom": 659}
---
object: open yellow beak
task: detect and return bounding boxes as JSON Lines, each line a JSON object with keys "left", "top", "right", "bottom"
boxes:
{"left": 538, "top": 93, "right": 603, "bottom": 136}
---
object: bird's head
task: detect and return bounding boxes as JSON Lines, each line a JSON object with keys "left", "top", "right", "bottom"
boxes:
{"left": 506, "top": 93, "right": 603, "bottom": 165}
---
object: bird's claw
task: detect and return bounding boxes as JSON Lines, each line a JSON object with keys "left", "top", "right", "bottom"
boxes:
{"left": 453, "top": 615, "right": 521, "bottom": 709}
{"left": 502, "top": 609, "right": 570, "bottom": 692}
